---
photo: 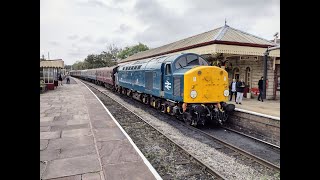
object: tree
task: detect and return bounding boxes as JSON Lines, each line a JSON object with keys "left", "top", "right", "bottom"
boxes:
{"left": 117, "top": 42, "right": 149, "bottom": 60}
{"left": 40, "top": 54, "right": 46, "bottom": 62}
{"left": 71, "top": 44, "right": 120, "bottom": 70}
{"left": 72, "top": 61, "right": 87, "bottom": 70}
{"left": 64, "top": 65, "right": 72, "bottom": 70}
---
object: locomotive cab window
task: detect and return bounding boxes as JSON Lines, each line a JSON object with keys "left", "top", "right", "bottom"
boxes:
{"left": 186, "top": 55, "right": 198, "bottom": 65}
{"left": 165, "top": 64, "right": 172, "bottom": 75}
{"left": 175, "top": 55, "right": 209, "bottom": 70}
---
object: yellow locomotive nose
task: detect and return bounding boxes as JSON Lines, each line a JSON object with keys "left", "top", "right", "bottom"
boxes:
{"left": 183, "top": 66, "right": 229, "bottom": 103}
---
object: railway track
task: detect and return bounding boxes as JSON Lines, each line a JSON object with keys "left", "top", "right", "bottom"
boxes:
{"left": 182, "top": 124, "right": 280, "bottom": 171}
{"left": 221, "top": 126, "right": 280, "bottom": 150}
{"left": 80, "top": 79, "right": 280, "bottom": 179}
{"left": 82, "top": 80, "right": 226, "bottom": 180}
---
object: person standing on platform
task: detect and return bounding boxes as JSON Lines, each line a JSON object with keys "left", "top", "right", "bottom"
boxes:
{"left": 236, "top": 79, "right": 245, "bottom": 104}
{"left": 229, "top": 79, "right": 237, "bottom": 102}
{"left": 58, "top": 74, "right": 63, "bottom": 86}
{"left": 258, "top": 76, "right": 264, "bottom": 102}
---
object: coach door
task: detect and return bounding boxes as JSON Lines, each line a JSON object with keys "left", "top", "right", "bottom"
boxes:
{"left": 162, "top": 63, "right": 173, "bottom": 99}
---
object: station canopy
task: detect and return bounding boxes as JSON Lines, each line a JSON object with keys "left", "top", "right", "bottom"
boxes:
{"left": 40, "top": 59, "right": 64, "bottom": 68}
{"left": 120, "top": 25, "right": 280, "bottom": 63}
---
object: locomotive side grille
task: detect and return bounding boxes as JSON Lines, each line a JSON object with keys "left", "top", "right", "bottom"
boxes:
{"left": 174, "top": 76, "right": 180, "bottom": 96}
{"left": 145, "top": 71, "right": 153, "bottom": 90}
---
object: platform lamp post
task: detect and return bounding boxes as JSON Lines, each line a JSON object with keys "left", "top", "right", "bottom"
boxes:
{"left": 263, "top": 45, "right": 280, "bottom": 99}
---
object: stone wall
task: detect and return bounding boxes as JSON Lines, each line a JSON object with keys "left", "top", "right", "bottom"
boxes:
{"left": 227, "top": 111, "right": 280, "bottom": 146}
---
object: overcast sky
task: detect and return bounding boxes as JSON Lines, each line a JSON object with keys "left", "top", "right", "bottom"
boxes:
{"left": 40, "top": 0, "right": 280, "bottom": 65}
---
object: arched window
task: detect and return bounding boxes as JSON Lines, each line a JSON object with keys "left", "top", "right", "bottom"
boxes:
{"left": 245, "top": 67, "right": 251, "bottom": 88}
{"left": 233, "top": 67, "right": 240, "bottom": 81}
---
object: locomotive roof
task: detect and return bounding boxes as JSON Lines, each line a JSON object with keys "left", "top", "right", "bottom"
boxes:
{"left": 118, "top": 53, "right": 202, "bottom": 71}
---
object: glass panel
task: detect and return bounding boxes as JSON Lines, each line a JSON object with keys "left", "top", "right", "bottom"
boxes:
{"left": 42, "top": 68, "right": 48, "bottom": 83}
{"left": 175, "top": 56, "right": 187, "bottom": 70}
{"left": 49, "top": 68, "right": 54, "bottom": 83}
{"left": 199, "top": 57, "right": 209, "bottom": 66}
{"left": 186, "top": 55, "right": 198, "bottom": 65}
{"left": 165, "top": 64, "right": 171, "bottom": 75}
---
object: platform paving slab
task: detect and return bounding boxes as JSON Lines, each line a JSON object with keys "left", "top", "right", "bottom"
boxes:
{"left": 98, "top": 139, "right": 142, "bottom": 165}
{"left": 41, "top": 117, "right": 54, "bottom": 122}
{"left": 40, "top": 161, "right": 47, "bottom": 179}
{"left": 50, "top": 123, "right": 89, "bottom": 131}
{"left": 93, "top": 127, "right": 126, "bottom": 142}
{"left": 40, "top": 131, "right": 61, "bottom": 140}
{"left": 81, "top": 172, "right": 101, "bottom": 180}
{"left": 103, "top": 161, "right": 156, "bottom": 180}
{"left": 41, "top": 126, "right": 51, "bottom": 132}
{"left": 47, "top": 175, "right": 81, "bottom": 180}
{"left": 61, "top": 128, "right": 92, "bottom": 138}
{"left": 59, "top": 145, "right": 96, "bottom": 159}
{"left": 40, "top": 149, "right": 60, "bottom": 161}
{"left": 42, "top": 154, "right": 100, "bottom": 179}
{"left": 40, "top": 140, "right": 49, "bottom": 151}
{"left": 229, "top": 98, "right": 280, "bottom": 118}
{"left": 46, "top": 136, "right": 94, "bottom": 150}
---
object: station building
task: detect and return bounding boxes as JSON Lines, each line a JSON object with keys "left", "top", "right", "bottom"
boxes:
{"left": 120, "top": 24, "right": 280, "bottom": 100}
{"left": 40, "top": 59, "right": 64, "bottom": 90}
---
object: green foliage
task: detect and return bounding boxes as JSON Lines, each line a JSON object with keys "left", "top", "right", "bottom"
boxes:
{"left": 71, "top": 43, "right": 149, "bottom": 70}
{"left": 117, "top": 42, "right": 149, "bottom": 60}
{"left": 71, "top": 44, "right": 120, "bottom": 70}
{"left": 64, "top": 65, "right": 72, "bottom": 70}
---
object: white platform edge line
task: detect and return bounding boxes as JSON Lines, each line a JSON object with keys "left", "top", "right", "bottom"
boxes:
{"left": 80, "top": 80, "right": 162, "bottom": 180}
{"left": 235, "top": 108, "right": 280, "bottom": 121}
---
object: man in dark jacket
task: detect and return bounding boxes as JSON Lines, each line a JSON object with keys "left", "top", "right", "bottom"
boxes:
{"left": 258, "top": 76, "right": 264, "bottom": 102}
{"left": 236, "top": 79, "right": 245, "bottom": 104}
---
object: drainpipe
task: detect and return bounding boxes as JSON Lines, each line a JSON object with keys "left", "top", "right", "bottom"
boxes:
{"left": 263, "top": 45, "right": 280, "bottom": 99}
{"left": 263, "top": 51, "right": 268, "bottom": 99}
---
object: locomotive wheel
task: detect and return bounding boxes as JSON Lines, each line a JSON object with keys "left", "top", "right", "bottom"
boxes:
{"left": 183, "top": 112, "right": 192, "bottom": 125}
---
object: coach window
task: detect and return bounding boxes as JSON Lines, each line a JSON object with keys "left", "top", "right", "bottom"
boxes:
{"left": 165, "top": 64, "right": 172, "bottom": 75}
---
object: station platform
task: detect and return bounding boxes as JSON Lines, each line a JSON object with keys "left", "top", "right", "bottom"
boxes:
{"left": 40, "top": 78, "right": 160, "bottom": 180}
{"left": 228, "top": 97, "right": 280, "bottom": 119}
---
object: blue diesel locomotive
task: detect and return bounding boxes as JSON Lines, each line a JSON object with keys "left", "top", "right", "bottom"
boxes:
{"left": 71, "top": 52, "right": 235, "bottom": 126}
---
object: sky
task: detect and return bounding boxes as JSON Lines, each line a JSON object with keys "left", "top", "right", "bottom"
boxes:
{"left": 40, "top": 0, "right": 280, "bottom": 65}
